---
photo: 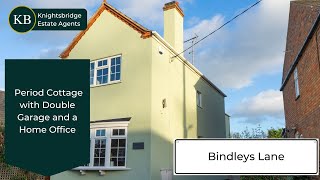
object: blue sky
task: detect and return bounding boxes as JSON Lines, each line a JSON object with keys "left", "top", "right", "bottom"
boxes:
{"left": 0, "top": 0, "right": 291, "bottom": 133}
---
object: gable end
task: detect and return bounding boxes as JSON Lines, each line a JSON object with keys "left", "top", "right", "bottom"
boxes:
{"left": 60, "top": 2, "right": 152, "bottom": 59}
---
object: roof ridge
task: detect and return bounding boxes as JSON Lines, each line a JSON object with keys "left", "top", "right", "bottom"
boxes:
{"left": 60, "top": 2, "right": 151, "bottom": 58}
{"left": 281, "top": 5, "right": 320, "bottom": 90}
{"left": 104, "top": 3, "right": 150, "bottom": 32}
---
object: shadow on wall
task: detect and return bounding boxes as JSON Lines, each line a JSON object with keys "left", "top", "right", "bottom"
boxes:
{"left": 194, "top": 78, "right": 226, "bottom": 139}
{"left": 179, "top": 59, "right": 226, "bottom": 139}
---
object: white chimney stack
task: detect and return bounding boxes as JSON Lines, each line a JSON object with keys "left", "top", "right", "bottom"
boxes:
{"left": 163, "top": 1, "right": 184, "bottom": 54}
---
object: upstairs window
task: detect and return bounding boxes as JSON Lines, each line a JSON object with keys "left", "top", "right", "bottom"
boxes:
{"left": 90, "top": 55, "right": 121, "bottom": 86}
{"left": 96, "top": 60, "right": 108, "bottom": 85}
{"left": 90, "top": 63, "right": 95, "bottom": 85}
{"left": 294, "top": 67, "right": 300, "bottom": 98}
{"left": 111, "top": 57, "right": 121, "bottom": 81}
{"left": 196, "top": 91, "right": 202, "bottom": 108}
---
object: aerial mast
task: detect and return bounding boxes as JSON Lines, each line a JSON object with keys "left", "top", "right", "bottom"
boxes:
{"left": 184, "top": 34, "right": 198, "bottom": 65}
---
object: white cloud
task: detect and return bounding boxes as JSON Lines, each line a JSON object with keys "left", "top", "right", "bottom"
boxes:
{"left": 39, "top": 46, "right": 67, "bottom": 59}
{"left": 184, "top": 0, "right": 291, "bottom": 89}
{"left": 25, "top": 0, "right": 101, "bottom": 8}
{"left": 108, "top": 0, "right": 192, "bottom": 28}
{"left": 7, "top": 0, "right": 191, "bottom": 45}
{"left": 109, "top": 0, "right": 164, "bottom": 28}
{"left": 185, "top": 15, "right": 225, "bottom": 39}
{"left": 187, "top": 16, "right": 201, "bottom": 26}
{"left": 232, "top": 89, "right": 284, "bottom": 124}
{"left": 22, "top": 0, "right": 191, "bottom": 28}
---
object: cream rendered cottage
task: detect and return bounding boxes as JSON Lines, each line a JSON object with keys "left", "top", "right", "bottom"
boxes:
{"left": 53, "top": 1, "right": 227, "bottom": 180}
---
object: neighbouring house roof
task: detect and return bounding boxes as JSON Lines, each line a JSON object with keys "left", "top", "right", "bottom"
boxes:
{"left": 0, "top": 91, "right": 4, "bottom": 125}
{"left": 280, "top": 4, "right": 320, "bottom": 91}
{"left": 60, "top": 2, "right": 152, "bottom": 59}
{"left": 292, "top": 0, "right": 320, "bottom": 7}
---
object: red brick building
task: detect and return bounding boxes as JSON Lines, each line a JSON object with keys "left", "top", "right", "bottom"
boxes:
{"left": 281, "top": 1, "right": 320, "bottom": 178}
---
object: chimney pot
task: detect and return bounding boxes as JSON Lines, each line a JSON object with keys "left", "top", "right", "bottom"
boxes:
{"left": 163, "top": 1, "right": 184, "bottom": 17}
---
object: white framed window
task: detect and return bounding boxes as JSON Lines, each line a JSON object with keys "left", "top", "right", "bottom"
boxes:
{"left": 294, "top": 67, "right": 300, "bottom": 98}
{"left": 77, "top": 124, "right": 128, "bottom": 170}
{"left": 90, "top": 55, "right": 121, "bottom": 86}
{"left": 90, "top": 63, "right": 95, "bottom": 85}
{"left": 93, "top": 129, "right": 107, "bottom": 166}
{"left": 196, "top": 91, "right": 202, "bottom": 108}
{"left": 110, "top": 128, "right": 127, "bottom": 167}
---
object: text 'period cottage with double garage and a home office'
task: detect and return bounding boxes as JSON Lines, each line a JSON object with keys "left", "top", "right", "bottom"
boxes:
{"left": 53, "top": 1, "right": 227, "bottom": 180}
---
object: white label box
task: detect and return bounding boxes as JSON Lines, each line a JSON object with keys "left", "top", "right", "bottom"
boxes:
{"left": 174, "top": 139, "right": 319, "bottom": 175}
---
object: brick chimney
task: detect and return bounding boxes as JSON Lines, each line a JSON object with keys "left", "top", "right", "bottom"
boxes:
{"left": 163, "top": 1, "right": 184, "bottom": 53}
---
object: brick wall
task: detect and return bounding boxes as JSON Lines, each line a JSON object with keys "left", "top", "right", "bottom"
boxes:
{"left": 282, "top": 2, "right": 320, "bottom": 82}
{"left": 283, "top": 1, "right": 320, "bottom": 139}
{"left": 282, "top": 2, "right": 320, "bottom": 179}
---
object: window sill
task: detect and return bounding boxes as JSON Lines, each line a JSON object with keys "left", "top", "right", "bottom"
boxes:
{"left": 73, "top": 167, "right": 131, "bottom": 176}
{"left": 90, "top": 81, "right": 121, "bottom": 88}
{"left": 73, "top": 167, "right": 130, "bottom": 171}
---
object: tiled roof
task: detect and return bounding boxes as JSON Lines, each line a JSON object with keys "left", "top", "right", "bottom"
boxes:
{"left": 292, "top": 0, "right": 320, "bottom": 6}
{"left": 60, "top": 2, "right": 151, "bottom": 58}
{"left": 281, "top": 1, "right": 320, "bottom": 90}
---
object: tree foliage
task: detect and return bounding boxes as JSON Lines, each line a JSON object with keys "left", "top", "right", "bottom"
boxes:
{"left": 267, "top": 128, "right": 283, "bottom": 138}
{"left": 233, "top": 126, "right": 311, "bottom": 180}
{"left": 231, "top": 125, "right": 266, "bottom": 139}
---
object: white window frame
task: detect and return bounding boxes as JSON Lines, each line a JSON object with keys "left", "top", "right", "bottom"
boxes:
{"left": 110, "top": 128, "right": 127, "bottom": 167}
{"left": 75, "top": 122, "right": 129, "bottom": 172}
{"left": 92, "top": 129, "right": 107, "bottom": 167}
{"left": 196, "top": 91, "right": 202, "bottom": 108}
{"left": 90, "top": 55, "right": 122, "bottom": 87}
{"left": 294, "top": 67, "right": 300, "bottom": 98}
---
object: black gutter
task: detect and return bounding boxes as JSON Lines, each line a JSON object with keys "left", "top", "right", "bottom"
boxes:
{"left": 280, "top": 9, "right": 320, "bottom": 91}
{"left": 90, "top": 117, "right": 131, "bottom": 124}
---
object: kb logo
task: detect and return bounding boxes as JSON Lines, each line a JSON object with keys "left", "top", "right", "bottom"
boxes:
{"left": 9, "top": 6, "right": 36, "bottom": 33}
{"left": 14, "top": 15, "right": 32, "bottom": 25}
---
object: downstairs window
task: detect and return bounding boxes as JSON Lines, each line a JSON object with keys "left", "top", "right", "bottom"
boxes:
{"left": 81, "top": 126, "right": 128, "bottom": 168}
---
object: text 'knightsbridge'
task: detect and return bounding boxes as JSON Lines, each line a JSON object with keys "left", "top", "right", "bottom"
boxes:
{"left": 37, "top": 12, "right": 82, "bottom": 20}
